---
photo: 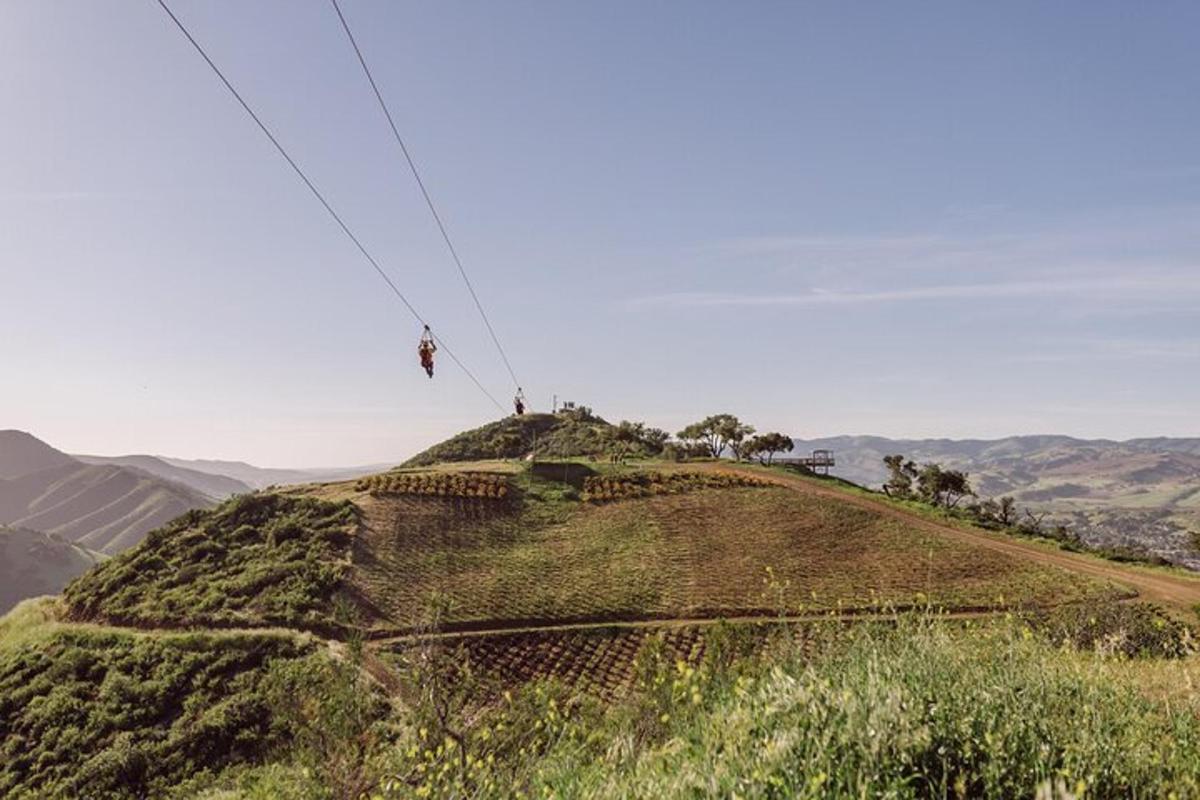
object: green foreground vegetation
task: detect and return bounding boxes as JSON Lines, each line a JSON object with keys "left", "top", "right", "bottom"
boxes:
{"left": 179, "top": 613, "right": 1200, "bottom": 800}
{"left": 0, "top": 600, "right": 314, "bottom": 800}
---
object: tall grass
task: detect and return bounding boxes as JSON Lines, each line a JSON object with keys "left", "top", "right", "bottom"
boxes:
{"left": 519, "top": 619, "right": 1200, "bottom": 799}
{"left": 203, "top": 615, "right": 1200, "bottom": 799}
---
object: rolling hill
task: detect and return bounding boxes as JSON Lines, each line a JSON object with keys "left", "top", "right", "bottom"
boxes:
{"left": 0, "top": 526, "right": 105, "bottom": 614}
{"left": 402, "top": 409, "right": 633, "bottom": 467}
{"left": 793, "top": 434, "right": 1200, "bottom": 569}
{"left": 73, "top": 453, "right": 253, "bottom": 499}
{"left": 65, "top": 458, "right": 1176, "bottom": 653}
{"left": 0, "top": 430, "right": 214, "bottom": 555}
{"left": 13, "top": 416, "right": 1200, "bottom": 799}
{"left": 157, "top": 455, "right": 390, "bottom": 490}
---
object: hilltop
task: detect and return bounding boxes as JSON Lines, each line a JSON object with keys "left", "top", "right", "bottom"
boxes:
{"left": 403, "top": 408, "right": 640, "bottom": 467}
{"left": 0, "top": 429, "right": 75, "bottom": 478}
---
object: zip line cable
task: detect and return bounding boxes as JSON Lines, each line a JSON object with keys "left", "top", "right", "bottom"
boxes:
{"left": 154, "top": 0, "right": 506, "bottom": 414}
{"left": 328, "top": 0, "right": 523, "bottom": 394}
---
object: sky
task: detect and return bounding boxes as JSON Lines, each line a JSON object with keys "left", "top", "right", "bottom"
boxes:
{"left": 2, "top": 1, "right": 1198, "bottom": 467}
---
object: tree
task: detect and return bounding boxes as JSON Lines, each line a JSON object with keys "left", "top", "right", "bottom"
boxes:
{"left": 641, "top": 427, "right": 670, "bottom": 453}
{"left": 972, "top": 495, "right": 1017, "bottom": 527}
{"left": 606, "top": 421, "right": 644, "bottom": 462}
{"left": 1019, "top": 509, "right": 1049, "bottom": 535}
{"left": 745, "top": 432, "right": 794, "bottom": 465}
{"left": 916, "top": 463, "right": 974, "bottom": 509}
{"left": 882, "top": 455, "right": 918, "bottom": 498}
{"left": 726, "top": 422, "right": 757, "bottom": 461}
{"left": 678, "top": 414, "right": 753, "bottom": 459}
{"left": 605, "top": 421, "right": 670, "bottom": 462}
{"left": 996, "top": 496, "right": 1017, "bottom": 526}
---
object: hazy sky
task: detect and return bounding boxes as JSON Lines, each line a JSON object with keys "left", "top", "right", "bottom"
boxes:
{"left": 3, "top": 1, "right": 1198, "bottom": 466}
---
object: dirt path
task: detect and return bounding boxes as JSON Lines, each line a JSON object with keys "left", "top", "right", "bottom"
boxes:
{"left": 368, "top": 607, "right": 999, "bottom": 648}
{"left": 730, "top": 466, "right": 1200, "bottom": 614}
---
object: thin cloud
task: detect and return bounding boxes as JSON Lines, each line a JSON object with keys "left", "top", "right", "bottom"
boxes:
{"left": 628, "top": 273, "right": 1200, "bottom": 310}
{"left": 1006, "top": 338, "right": 1200, "bottom": 364}
{"left": 0, "top": 190, "right": 123, "bottom": 201}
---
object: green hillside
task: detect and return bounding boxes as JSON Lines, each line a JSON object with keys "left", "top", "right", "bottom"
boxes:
{"left": 65, "top": 494, "right": 356, "bottom": 633}
{"left": 8, "top": 445, "right": 1200, "bottom": 799}
{"left": 0, "top": 601, "right": 316, "bottom": 800}
{"left": 349, "top": 466, "right": 1122, "bottom": 633}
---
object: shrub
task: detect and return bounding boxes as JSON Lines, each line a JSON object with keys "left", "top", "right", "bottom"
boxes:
{"left": 364, "top": 472, "right": 511, "bottom": 501}
{"left": 1034, "top": 601, "right": 1194, "bottom": 658}
{"left": 0, "top": 629, "right": 311, "bottom": 799}
{"left": 64, "top": 494, "right": 358, "bottom": 633}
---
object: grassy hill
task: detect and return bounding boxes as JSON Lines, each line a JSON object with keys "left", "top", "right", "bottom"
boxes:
{"left": 11, "top": 442, "right": 1200, "bottom": 798}
{"left": 61, "top": 462, "right": 1130, "bottom": 639}
{"left": 402, "top": 411, "right": 630, "bottom": 467}
{"left": 64, "top": 494, "right": 357, "bottom": 633}
{"left": 0, "top": 526, "right": 104, "bottom": 614}
{"left": 346, "top": 466, "right": 1122, "bottom": 633}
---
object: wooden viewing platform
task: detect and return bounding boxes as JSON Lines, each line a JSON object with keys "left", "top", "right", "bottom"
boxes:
{"left": 775, "top": 449, "right": 836, "bottom": 475}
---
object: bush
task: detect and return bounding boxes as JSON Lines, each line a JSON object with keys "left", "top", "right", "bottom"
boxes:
{"left": 360, "top": 472, "right": 511, "bottom": 501}
{"left": 64, "top": 494, "right": 358, "bottom": 633}
{"left": 1034, "top": 602, "right": 1194, "bottom": 658}
{"left": 0, "top": 629, "right": 311, "bottom": 799}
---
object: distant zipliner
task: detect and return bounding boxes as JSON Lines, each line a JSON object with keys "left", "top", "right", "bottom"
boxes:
{"left": 417, "top": 325, "right": 436, "bottom": 378}
{"left": 514, "top": 388, "right": 526, "bottom": 416}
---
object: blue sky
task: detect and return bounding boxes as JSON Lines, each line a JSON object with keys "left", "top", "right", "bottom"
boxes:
{"left": 2, "top": 1, "right": 1198, "bottom": 466}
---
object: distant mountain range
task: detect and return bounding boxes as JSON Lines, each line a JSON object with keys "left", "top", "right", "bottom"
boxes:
{"left": 0, "top": 431, "right": 215, "bottom": 555}
{"left": 73, "top": 453, "right": 254, "bottom": 499}
{"left": 792, "top": 435, "right": 1200, "bottom": 568}
{"left": 0, "top": 429, "right": 393, "bottom": 613}
{"left": 0, "top": 431, "right": 393, "bottom": 554}
{"left": 150, "top": 456, "right": 391, "bottom": 491}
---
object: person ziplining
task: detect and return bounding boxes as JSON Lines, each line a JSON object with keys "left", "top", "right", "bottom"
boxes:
{"left": 155, "top": 0, "right": 520, "bottom": 414}
{"left": 418, "top": 325, "right": 437, "bottom": 378}
{"left": 514, "top": 388, "right": 526, "bottom": 416}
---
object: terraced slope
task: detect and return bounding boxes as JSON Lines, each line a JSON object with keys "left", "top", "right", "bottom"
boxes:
{"left": 57, "top": 460, "right": 1200, "bottom": 707}
{"left": 348, "top": 467, "right": 1125, "bottom": 634}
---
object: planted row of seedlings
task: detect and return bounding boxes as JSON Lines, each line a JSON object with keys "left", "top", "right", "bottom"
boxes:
{"left": 355, "top": 472, "right": 511, "bottom": 500}
{"left": 582, "top": 471, "right": 772, "bottom": 503}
